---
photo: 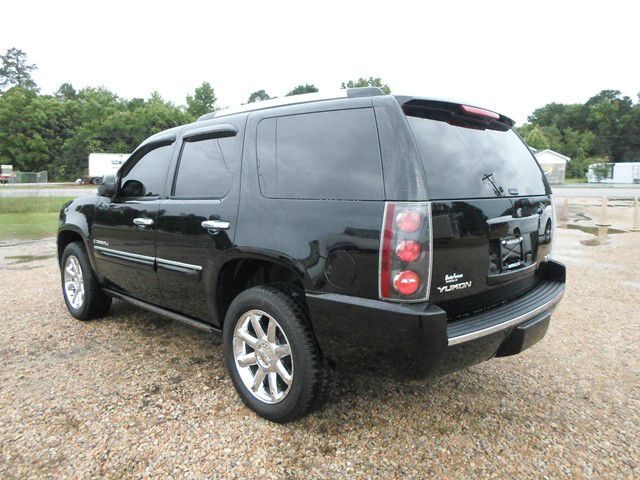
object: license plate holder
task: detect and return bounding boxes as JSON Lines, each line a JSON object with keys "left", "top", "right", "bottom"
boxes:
{"left": 499, "top": 235, "right": 524, "bottom": 271}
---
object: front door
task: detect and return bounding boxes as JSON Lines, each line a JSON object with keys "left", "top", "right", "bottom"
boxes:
{"left": 92, "top": 143, "right": 174, "bottom": 304}
{"left": 155, "top": 119, "right": 245, "bottom": 322}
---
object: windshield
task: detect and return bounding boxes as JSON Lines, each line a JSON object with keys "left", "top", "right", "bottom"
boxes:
{"left": 406, "top": 107, "right": 548, "bottom": 200}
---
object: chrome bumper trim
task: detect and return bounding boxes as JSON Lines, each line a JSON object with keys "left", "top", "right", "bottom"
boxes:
{"left": 447, "top": 287, "right": 564, "bottom": 346}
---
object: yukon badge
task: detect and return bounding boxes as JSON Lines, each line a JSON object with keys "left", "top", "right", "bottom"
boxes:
{"left": 438, "top": 272, "right": 472, "bottom": 293}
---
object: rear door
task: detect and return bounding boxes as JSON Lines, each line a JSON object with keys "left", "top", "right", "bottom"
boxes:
{"left": 92, "top": 142, "right": 175, "bottom": 304}
{"left": 403, "top": 100, "right": 554, "bottom": 317}
{"left": 154, "top": 117, "right": 246, "bottom": 321}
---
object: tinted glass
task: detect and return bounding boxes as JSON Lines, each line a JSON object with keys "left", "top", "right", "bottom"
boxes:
{"left": 407, "top": 112, "right": 547, "bottom": 200}
{"left": 174, "top": 138, "right": 233, "bottom": 198}
{"left": 119, "top": 145, "right": 172, "bottom": 198}
{"left": 257, "top": 108, "right": 384, "bottom": 200}
{"left": 256, "top": 118, "right": 277, "bottom": 197}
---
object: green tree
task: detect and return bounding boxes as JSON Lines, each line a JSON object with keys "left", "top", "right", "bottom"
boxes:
{"left": 524, "top": 126, "right": 550, "bottom": 150}
{"left": 0, "top": 48, "right": 38, "bottom": 91}
{"left": 565, "top": 156, "right": 593, "bottom": 179}
{"left": 247, "top": 90, "right": 271, "bottom": 103}
{"left": 0, "top": 87, "right": 70, "bottom": 173}
{"left": 591, "top": 162, "right": 612, "bottom": 182}
{"left": 285, "top": 84, "right": 318, "bottom": 96}
{"left": 55, "top": 83, "right": 77, "bottom": 100}
{"left": 341, "top": 76, "right": 391, "bottom": 94}
{"left": 186, "top": 82, "right": 217, "bottom": 120}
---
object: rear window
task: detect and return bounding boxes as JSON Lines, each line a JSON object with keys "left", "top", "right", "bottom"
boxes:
{"left": 256, "top": 108, "right": 384, "bottom": 200}
{"left": 406, "top": 107, "right": 547, "bottom": 200}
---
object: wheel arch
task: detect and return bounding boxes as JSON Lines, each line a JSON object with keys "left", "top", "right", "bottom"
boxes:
{"left": 214, "top": 252, "right": 309, "bottom": 327}
{"left": 57, "top": 226, "right": 90, "bottom": 265}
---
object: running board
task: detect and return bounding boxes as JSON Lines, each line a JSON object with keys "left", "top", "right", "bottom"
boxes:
{"left": 104, "top": 289, "right": 220, "bottom": 334}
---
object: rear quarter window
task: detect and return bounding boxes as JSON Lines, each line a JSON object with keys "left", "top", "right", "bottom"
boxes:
{"left": 256, "top": 108, "right": 384, "bottom": 200}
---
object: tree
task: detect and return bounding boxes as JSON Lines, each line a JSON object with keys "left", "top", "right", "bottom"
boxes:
{"left": 186, "top": 82, "right": 217, "bottom": 120}
{"left": 591, "top": 162, "right": 612, "bottom": 182}
{"left": 0, "top": 48, "right": 38, "bottom": 91}
{"left": 565, "top": 156, "right": 593, "bottom": 180}
{"left": 285, "top": 84, "right": 318, "bottom": 96}
{"left": 247, "top": 90, "right": 271, "bottom": 103}
{"left": 341, "top": 76, "right": 391, "bottom": 94}
{"left": 0, "top": 87, "right": 70, "bottom": 173}
{"left": 55, "top": 83, "right": 77, "bottom": 100}
{"left": 524, "top": 126, "right": 550, "bottom": 150}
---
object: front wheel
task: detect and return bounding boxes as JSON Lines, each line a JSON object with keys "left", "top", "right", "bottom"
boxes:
{"left": 223, "top": 285, "right": 331, "bottom": 423}
{"left": 61, "top": 242, "right": 112, "bottom": 320}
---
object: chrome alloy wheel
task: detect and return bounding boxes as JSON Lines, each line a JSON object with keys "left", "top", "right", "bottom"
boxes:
{"left": 233, "top": 309, "right": 293, "bottom": 404}
{"left": 63, "top": 255, "right": 85, "bottom": 309}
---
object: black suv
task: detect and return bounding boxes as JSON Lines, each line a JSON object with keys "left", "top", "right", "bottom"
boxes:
{"left": 58, "top": 87, "right": 565, "bottom": 422}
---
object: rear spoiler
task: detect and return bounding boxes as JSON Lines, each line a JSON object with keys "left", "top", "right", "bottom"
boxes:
{"left": 396, "top": 96, "right": 515, "bottom": 129}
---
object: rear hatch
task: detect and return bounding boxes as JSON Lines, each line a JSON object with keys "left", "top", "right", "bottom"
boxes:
{"left": 402, "top": 99, "right": 554, "bottom": 320}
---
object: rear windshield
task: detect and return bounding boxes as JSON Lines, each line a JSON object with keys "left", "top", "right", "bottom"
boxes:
{"left": 405, "top": 106, "right": 547, "bottom": 200}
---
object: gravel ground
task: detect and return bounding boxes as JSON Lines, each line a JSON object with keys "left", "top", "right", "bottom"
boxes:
{"left": 0, "top": 227, "right": 638, "bottom": 479}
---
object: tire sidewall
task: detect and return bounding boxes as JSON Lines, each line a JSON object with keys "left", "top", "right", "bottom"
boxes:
{"left": 223, "top": 287, "right": 316, "bottom": 422}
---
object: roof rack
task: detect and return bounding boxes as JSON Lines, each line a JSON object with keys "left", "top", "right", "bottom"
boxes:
{"left": 197, "top": 87, "right": 384, "bottom": 121}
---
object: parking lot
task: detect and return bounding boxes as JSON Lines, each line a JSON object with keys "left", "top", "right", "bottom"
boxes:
{"left": 1, "top": 212, "right": 639, "bottom": 478}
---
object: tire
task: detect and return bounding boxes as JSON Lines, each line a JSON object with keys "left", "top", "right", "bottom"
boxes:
{"left": 223, "top": 285, "right": 331, "bottom": 423}
{"left": 544, "top": 220, "right": 552, "bottom": 244}
{"left": 61, "top": 241, "right": 112, "bottom": 320}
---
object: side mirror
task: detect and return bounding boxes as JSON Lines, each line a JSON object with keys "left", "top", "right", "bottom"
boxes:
{"left": 98, "top": 175, "right": 117, "bottom": 197}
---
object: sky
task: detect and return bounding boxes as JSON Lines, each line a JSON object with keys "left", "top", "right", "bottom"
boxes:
{"left": 1, "top": 0, "right": 639, "bottom": 125}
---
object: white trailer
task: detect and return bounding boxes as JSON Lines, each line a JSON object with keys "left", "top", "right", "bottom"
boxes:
{"left": 85, "top": 153, "right": 129, "bottom": 184}
{"left": 586, "top": 162, "right": 640, "bottom": 184}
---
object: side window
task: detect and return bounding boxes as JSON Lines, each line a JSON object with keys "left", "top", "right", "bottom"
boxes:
{"left": 173, "top": 138, "right": 233, "bottom": 198}
{"left": 256, "top": 108, "right": 384, "bottom": 200}
{"left": 119, "top": 145, "right": 172, "bottom": 198}
{"left": 256, "top": 118, "right": 277, "bottom": 197}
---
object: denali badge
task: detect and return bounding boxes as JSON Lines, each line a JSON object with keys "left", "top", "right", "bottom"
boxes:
{"left": 437, "top": 281, "right": 472, "bottom": 293}
{"left": 93, "top": 239, "right": 109, "bottom": 246}
{"left": 445, "top": 273, "right": 464, "bottom": 284}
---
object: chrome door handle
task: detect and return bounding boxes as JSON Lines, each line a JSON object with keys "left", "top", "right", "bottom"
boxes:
{"left": 201, "top": 220, "right": 230, "bottom": 233}
{"left": 133, "top": 217, "right": 154, "bottom": 228}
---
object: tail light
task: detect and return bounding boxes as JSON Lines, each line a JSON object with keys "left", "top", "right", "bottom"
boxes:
{"left": 460, "top": 104, "right": 500, "bottom": 120}
{"left": 379, "top": 202, "right": 432, "bottom": 302}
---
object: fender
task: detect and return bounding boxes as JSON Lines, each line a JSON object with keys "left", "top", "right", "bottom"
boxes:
{"left": 57, "top": 196, "right": 97, "bottom": 270}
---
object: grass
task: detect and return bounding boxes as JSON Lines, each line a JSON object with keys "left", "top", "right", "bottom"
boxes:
{"left": 0, "top": 196, "right": 75, "bottom": 240}
{"left": 0, "top": 183, "right": 96, "bottom": 189}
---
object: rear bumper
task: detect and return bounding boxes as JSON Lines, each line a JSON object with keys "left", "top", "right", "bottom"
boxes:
{"left": 306, "top": 260, "right": 565, "bottom": 377}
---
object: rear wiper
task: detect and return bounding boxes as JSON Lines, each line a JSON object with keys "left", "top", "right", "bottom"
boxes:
{"left": 481, "top": 172, "right": 504, "bottom": 197}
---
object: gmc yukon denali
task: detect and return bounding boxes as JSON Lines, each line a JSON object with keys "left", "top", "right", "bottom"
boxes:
{"left": 58, "top": 87, "right": 566, "bottom": 422}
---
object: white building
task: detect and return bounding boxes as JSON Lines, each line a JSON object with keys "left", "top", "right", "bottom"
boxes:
{"left": 586, "top": 162, "right": 640, "bottom": 184}
{"left": 533, "top": 149, "right": 570, "bottom": 184}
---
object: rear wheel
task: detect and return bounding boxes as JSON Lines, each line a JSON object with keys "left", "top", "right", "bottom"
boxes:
{"left": 61, "top": 242, "right": 112, "bottom": 320}
{"left": 223, "top": 285, "right": 331, "bottom": 422}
